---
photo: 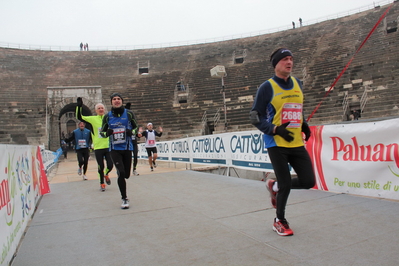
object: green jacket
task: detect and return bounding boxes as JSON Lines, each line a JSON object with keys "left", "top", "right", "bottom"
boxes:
{"left": 76, "top": 106, "right": 109, "bottom": 150}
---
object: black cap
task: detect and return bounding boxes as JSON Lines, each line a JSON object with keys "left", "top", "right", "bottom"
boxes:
{"left": 110, "top": 92, "right": 124, "bottom": 103}
{"left": 270, "top": 48, "right": 293, "bottom": 68}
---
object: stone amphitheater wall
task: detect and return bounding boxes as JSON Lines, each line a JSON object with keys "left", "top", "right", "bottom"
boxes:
{"left": 0, "top": 3, "right": 398, "bottom": 150}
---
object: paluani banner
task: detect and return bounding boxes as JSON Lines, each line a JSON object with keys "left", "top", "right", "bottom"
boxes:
{"left": 138, "top": 118, "right": 399, "bottom": 200}
{"left": 307, "top": 119, "right": 399, "bottom": 200}
{"left": 0, "top": 145, "right": 50, "bottom": 266}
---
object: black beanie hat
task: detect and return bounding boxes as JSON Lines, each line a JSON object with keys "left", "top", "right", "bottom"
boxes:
{"left": 270, "top": 48, "right": 293, "bottom": 68}
{"left": 110, "top": 92, "right": 124, "bottom": 103}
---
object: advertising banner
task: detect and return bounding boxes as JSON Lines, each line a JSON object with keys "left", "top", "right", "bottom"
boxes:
{"left": 307, "top": 120, "right": 399, "bottom": 200}
{"left": 138, "top": 130, "right": 293, "bottom": 173}
{"left": 0, "top": 145, "right": 50, "bottom": 266}
{"left": 138, "top": 118, "right": 399, "bottom": 200}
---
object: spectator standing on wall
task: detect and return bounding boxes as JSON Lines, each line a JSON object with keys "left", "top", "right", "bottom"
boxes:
{"left": 86, "top": 43, "right": 89, "bottom": 51}
{"left": 76, "top": 97, "right": 113, "bottom": 192}
{"left": 138, "top": 123, "right": 162, "bottom": 172}
{"left": 80, "top": 42, "right": 83, "bottom": 51}
{"left": 64, "top": 121, "right": 92, "bottom": 180}
{"left": 299, "top": 18, "right": 303, "bottom": 27}
{"left": 349, "top": 111, "right": 354, "bottom": 121}
{"left": 353, "top": 109, "right": 360, "bottom": 120}
{"left": 176, "top": 79, "right": 186, "bottom": 91}
{"left": 100, "top": 93, "right": 138, "bottom": 209}
{"left": 250, "top": 47, "right": 315, "bottom": 236}
{"left": 292, "top": 21, "right": 295, "bottom": 29}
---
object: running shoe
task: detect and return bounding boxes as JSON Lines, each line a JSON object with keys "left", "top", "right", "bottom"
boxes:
{"left": 266, "top": 178, "right": 277, "bottom": 208}
{"left": 152, "top": 161, "right": 157, "bottom": 168}
{"left": 100, "top": 184, "right": 106, "bottom": 192}
{"left": 133, "top": 170, "right": 139, "bottom": 176}
{"left": 78, "top": 167, "right": 82, "bottom": 175}
{"left": 83, "top": 175, "right": 88, "bottom": 180}
{"left": 150, "top": 167, "right": 153, "bottom": 172}
{"left": 121, "top": 198, "right": 129, "bottom": 209}
{"left": 104, "top": 175, "right": 111, "bottom": 185}
{"left": 273, "top": 218, "right": 294, "bottom": 236}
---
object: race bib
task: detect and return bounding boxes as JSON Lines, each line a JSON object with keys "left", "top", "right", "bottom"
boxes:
{"left": 78, "top": 139, "right": 87, "bottom": 148}
{"left": 112, "top": 127, "right": 126, "bottom": 144}
{"left": 148, "top": 140, "right": 155, "bottom": 145}
{"left": 98, "top": 127, "right": 104, "bottom": 138}
{"left": 281, "top": 103, "right": 302, "bottom": 128}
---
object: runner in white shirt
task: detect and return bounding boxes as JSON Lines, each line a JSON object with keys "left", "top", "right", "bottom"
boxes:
{"left": 138, "top": 123, "right": 163, "bottom": 171}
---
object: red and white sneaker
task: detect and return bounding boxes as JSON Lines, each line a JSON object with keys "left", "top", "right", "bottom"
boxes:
{"left": 104, "top": 175, "right": 111, "bottom": 185}
{"left": 273, "top": 218, "right": 294, "bottom": 236}
{"left": 266, "top": 178, "right": 277, "bottom": 208}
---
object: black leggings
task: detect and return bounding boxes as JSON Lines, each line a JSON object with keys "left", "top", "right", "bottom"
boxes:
{"left": 132, "top": 140, "right": 138, "bottom": 170}
{"left": 110, "top": 150, "right": 132, "bottom": 199}
{"left": 95, "top": 148, "right": 113, "bottom": 184}
{"left": 267, "top": 146, "right": 315, "bottom": 220}
{"left": 76, "top": 148, "right": 90, "bottom": 175}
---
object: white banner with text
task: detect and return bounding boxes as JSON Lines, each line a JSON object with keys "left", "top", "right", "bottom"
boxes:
{"left": 138, "top": 118, "right": 399, "bottom": 200}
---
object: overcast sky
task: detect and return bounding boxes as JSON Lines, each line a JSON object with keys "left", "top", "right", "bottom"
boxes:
{"left": 0, "top": 0, "right": 390, "bottom": 50}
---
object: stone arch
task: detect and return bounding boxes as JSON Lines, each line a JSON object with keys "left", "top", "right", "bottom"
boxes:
{"left": 49, "top": 97, "right": 99, "bottom": 150}
{"left": 58, "top": 102, "right": 94, "bottom": 142}
{"left": 51, "top": 97, "right": 96, "bottom": 118}
{"left": 66, "top": 120, "right": 77, "bottom": 136}
{"left": 47, "top": 86, "right": 102, "bottom": 150}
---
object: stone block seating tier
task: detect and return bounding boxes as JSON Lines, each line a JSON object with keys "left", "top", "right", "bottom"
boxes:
{"left": 0, "top": 3, "right": 399, "bottom": 148}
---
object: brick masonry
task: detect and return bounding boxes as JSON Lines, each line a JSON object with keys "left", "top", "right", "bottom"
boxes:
{"left": 0, "top": 3, "right": 398, "bottom": 149}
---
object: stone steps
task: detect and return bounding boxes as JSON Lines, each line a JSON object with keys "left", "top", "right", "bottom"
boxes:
{"left": 1, "top": 3, "right": 398, "bottom": 147}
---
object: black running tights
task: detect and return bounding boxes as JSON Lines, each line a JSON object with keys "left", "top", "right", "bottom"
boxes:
{"left": 110, "top": 150, "right": 132, "bottom": 199}
{"left": 95, "top": 148, "right": 113, "bottom": 184}
{"left": 133, "top": 141, "right": 138, "bottom": 170}
{"left": 76, "top": 148, "right": 90, "bottom": 175}
{"left": 267, "top": 146, "right": 315, "bottom": 220}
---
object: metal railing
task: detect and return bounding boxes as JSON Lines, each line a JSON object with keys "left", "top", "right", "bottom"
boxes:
{"left": 342, "top": 91, "right": 349, "bottom": 121}
{"left": 360, "top": 88, "right": 368, "bottom": 112}
{"left": 201, "top": 111, "right": 207, "bottom": 135}
{"left": 213, "top": 109, "right": 221, "bottom": 128}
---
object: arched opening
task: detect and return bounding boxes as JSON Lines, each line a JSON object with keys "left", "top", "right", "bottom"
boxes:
{"left": 58, "top": 103, "right": 93, "bottom": 148}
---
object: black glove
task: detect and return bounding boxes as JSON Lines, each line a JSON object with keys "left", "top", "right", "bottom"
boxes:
{"left": 275, "top": 122, "right": 294, "bottom": 142}
{"left": 125, "top": 103, "right": 131, "bottom": 110}
{"left": 302, "top": 123, "right": 311, "bottom": 141}
{"left": 77, "top": 97, "right": 83, "bottom": 107}
{"left": 104, "top": 129, "right": 114, "bottom": 137}
{"left": 249, "top": 110, "right": 260, "bottom": 125}
{"left": 126, "top": 129, "right": 132, "bottom": 137}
